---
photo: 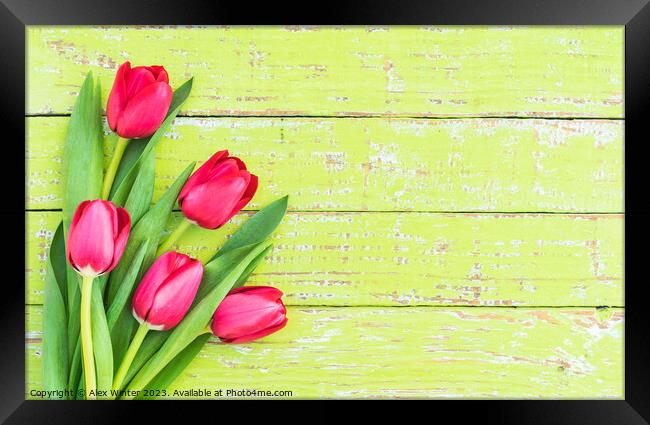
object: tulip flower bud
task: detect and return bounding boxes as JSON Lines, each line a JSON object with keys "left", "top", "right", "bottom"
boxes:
{"left": 178, "top": 150, "right": 258, "bottom": 230}
{"left": 132, "top": 251, "right": 204, "bottom": 331}
{"left": 66, "top": 199, "right": 131, "bottom": 277}
{"left": 210, "top": 286, "right": 287, "bottom": 344}
{"left": 106, "top": 61, "right": 173, "bottom": 139}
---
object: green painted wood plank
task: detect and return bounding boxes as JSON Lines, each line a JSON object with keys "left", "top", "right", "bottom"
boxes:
{"left": 25, "top": 305, "right": 624, "bottom": 398}
{"left": 27, "top": 27, "right": 623, "bottom": 118}
{"left": 26, "top": 117, "right": 623, "bottom": 212}
{"left": 26, "top": 211, "right": 623, "bottom": 307}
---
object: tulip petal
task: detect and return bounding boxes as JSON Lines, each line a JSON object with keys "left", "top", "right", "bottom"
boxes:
{"left": 180, "top": 174, "right": 250, "bottom": 229}
{"left": 106, "top": 61, "right": 130, "bottom": 132}
{"left": 212, "top": 303, "right": 284, "bottom": 340}
{"left": 221, "top": 317, "right": 288, "bottom": 344}
{"left": 67, "top": 200, "right": 117, "bottom": 275}
{"left": 132, "top": 252, "right": 180, "bottom": 322}
{"left": 106, "top": 200, "right": 119, "bottom": 235}
{"left": 107, "top": 207, "right": 131, "bottom": 272}
{"left": 125, "top": 66, "right": 156, "bottom": 100}
{"left": 216, "top": 292, "right": 281, "bottom": 315}
{"left": 116, "top": 82, "right": 173, "bottom": 139}
{"left": 146, "top": 259, "right": 203, "bottom": 330}
{"left": 210, "top": 286, "right": 288, "bottom": 344}
{"left": 229, "top": 285, "right": 283, "bottom": 299}
{"left": 211, "top": 288, "right": 286, "bottom": 340}
{"left": 242, "top": 174, "right": 258, "bottom": 201}
{"left": 147, "top": 66, "right": 169, "bottom": 83}
{"left": 178, "top": 150, "right": 229, "bottom": 203}
{"left": 230, "top": 173, "right": 258, "bottom": 217}
{"left": 205, "top": 159, "right": 241, "bottom": 182}
{"left": 231, "top": 156, "right": 248, "bottom": 171}
{"left": 171, "top": 251, "right": 193, "bottom": 269}
{"left": 66, "top": 200, "right": 91, "bottom": 266}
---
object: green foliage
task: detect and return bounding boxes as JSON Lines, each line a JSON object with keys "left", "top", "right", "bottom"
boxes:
{"left": 91, "top": 284, "right": 113, "bottom": 398}
{"left": 45, "top": 72, "right": 104, "bottom": 398}
{"left": 41, "top": 70, "right": 290, "bottom": 400}
{"left": 136, "top": 334, "right": 211, "bottom": 399}
{"left": 110, "top": 78, "right": 193, "bottom": 208}
{"left": 106, "top": 163, "right": 195, "bottom": 306}
{"left": 42, "top": 223, "right": 68, "bottom": 397}
{"left": 123, "top": 242, "right": 272, "bottom": 396}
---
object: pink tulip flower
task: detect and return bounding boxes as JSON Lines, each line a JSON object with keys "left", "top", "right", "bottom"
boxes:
{"left": 106, "top": 61, "right": 173, "bottom": 139}
{"left": 66, "top": 199, "right": 131, "bottom": 277}
{"left": 210, "top": 286, "right": 287, "bottom": 344}
{"left": 132, "top": 251, "right": 204, "bottom": 331}
{"left": 178, "top": 150, "right": 258, "bottom": 229}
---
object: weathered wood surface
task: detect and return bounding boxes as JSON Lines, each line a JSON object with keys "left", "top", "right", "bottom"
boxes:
{"left": 26, "top": 117, "right": 623, "bottom": 212}
{"left": 25, "top": 305, "right": 624, "bottom": 398}
{"left": 26, "top": 211, "right": 623, "bottom": 307}
{"left": 27, "top": 27, "right": 623, "bottom": 118}
{"left": 25, "top": 26, "right": 625, "bottom": 399}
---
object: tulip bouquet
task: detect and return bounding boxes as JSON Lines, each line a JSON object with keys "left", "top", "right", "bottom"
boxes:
{"left": 41, "top": 63, "right": 289, "bottom": 400}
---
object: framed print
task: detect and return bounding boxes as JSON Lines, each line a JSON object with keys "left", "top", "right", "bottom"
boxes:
{"left": 3, "top": 0, "right": 649, "bottom": 422}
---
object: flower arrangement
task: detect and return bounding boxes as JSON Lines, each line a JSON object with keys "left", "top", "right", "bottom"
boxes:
{"left": 41, "top": 62, "right": 289, "bottom": 400}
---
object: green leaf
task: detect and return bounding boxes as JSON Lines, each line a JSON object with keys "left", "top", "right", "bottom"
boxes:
{"left": 121, "top": 331, "right": 169, "bottom": 389}
{"left": 211, "top": 195, "right": 288, "bottom": 261}
{"left": 94, "top": 274, "right": 109, "bottom": 304}
{"left": 123, "top": 149, "right": 155, "bottom": 225}
{"left": 106, "top": 162, "right": 195, "bottom": 305}
{"left": 68, "top": 277, "right": 107, "bottom": 398}
{"left": 110, "top": 310, "right": 136, "bottom": 369}
{"left": 65, "top": 273, "right": 80, "bottom": 363}
{"left": 60, "top": 72, "right": 104, "bottom": 392}
{"left": 167, "top": 77, "right": 194, "bottom": 113}
{"left": 109, "top": 136, "right": 146, "bottom": 199}
{"left": 62, "top": 72, "right": 103, "bottom": 227}
{"left": 193, "top": 195, "right": 288, "bottom": 301}
{"left": 110, "top": 78, "right": 194, "bottom": 208}
{"left": 104, "top": 240, "right": 149, "bottom": 366}
{"left": 76, "top": 377, "right": 85, "bottom": 400}
{"left": 195, "top": 195, "right": 288, "bottom": 302}
{"left": 106, "top": 240, "right": 149, "bottom": 330}
{"left": 193, "top": 242, "right": 272, "bottom": 305}
{"left": 42, "top": 223, "right": 68, "bottom": 397}
{"left": 233, "top": 243, "right": 274, "bottom": 288}
{"left": 48, "top": 223, "right": 69, "bottom": 302}
{"left": 118, "top": 196, "right": 288, "bottom": 392}
{"left": 123, "top": 241, "right": 272, "bottom": 396}
{"left": 67, "top": 340, "right": 81, "bottom": 397}
{"left": 121, "top": 243, "right": 270, "bottom": 387}
{"left": 136, "top": 334, "right": 211, "bottom": 400}
{"left": 91, "top": 283, "right": 113, "bottom": 398}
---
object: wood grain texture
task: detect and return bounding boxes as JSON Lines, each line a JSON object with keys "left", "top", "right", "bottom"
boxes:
{"left": 26, "top": 211, "right": 623, "bottom": 307}
{"left": 27, "top": 27, "right": 623, "bottom": 118}
{"left": 26, "top": 117, "right": 623, "bottom": 212}
{"left": 25, "top": 305, "right": 624, "bottom": 398}
{"left": 25, "top": 26, "right": 625, "bottom": 398}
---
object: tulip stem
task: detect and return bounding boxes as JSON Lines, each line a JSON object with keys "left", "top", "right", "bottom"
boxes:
{"left": 156, "top": 219, "right": 193, "bottom": 256}
{"left": 80, "top": 274, "right": 96, "bottom": 400}
{"left": 111, "top": 323, "right": 149, "bottom": 397}
{"left": 101, "top": 136, "right": 129, "bottom": 200}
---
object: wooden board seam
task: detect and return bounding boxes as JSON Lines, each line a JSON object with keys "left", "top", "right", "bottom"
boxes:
{"left": 25, "top": 209, "right": 626, "bottom": 214}
{"left": 26, "top": 114, "right": 627, "bottom": 120}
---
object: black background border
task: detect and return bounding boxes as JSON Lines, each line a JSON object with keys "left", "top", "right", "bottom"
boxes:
{"left": 2, "top": 0, "right": 648, "bottom": 423}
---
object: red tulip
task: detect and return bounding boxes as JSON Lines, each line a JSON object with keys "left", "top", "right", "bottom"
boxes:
{"left": 132, "top": 251, "right": 204, "bottom": 331}
{"left": 210, "top": 286, "right": 287, "bottom": 344}
{"left": 66, "top": 200, "right": 131, "bottom": 277}
{"left": 178, "top": 150, "right": 258, "bottom": 229}
{"left": 106, "top": 61, "right": 173, "bottom": 139}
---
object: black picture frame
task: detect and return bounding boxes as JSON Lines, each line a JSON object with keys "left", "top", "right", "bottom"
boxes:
{"left": 4, "top": 0, "right": 648, "bottom": 423}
